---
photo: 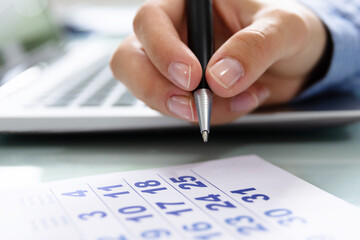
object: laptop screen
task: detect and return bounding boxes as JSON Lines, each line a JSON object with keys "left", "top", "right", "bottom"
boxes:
{"left": 0, "top": 0, "right": 60, "bottom": 80}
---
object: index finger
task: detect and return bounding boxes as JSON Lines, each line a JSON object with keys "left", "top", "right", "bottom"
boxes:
{"left": 133, "top": 0, "right": 202, "bottom": 91}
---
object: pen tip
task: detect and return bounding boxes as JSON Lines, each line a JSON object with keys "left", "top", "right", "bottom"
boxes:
{"left": 202, "top": 131, "right": 209, "bottom": 143}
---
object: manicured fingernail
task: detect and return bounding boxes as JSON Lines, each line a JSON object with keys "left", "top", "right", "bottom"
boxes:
{"left": 209, "top": 57, "right": 244, "bottom": 89}
{"left": 167, "top": 95, "right": 194, "bottom": 121}
{"left": 168, "top": 62, "right": 191, "bottom": 90}
{"left": 258, "top": 86, "right": 270, "bottom": 103}
{"left": 231, "top": 87, "right": 269, "bottom": 112}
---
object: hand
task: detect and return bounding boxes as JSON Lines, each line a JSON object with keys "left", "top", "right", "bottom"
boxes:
{"left": 111, "top": 0, "right": 327, "bottom": 124}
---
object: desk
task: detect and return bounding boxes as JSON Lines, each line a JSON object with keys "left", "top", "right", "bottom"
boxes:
{"left": 0, "top": 123, "right": 360, "bottom": 207}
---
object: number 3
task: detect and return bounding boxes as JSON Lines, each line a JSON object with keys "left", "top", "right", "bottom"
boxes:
{"left": 242, "top": 194, "right": 269, "bottom": 203}
{"left": 78, "top": 211, "right": 107, "bottom": 220}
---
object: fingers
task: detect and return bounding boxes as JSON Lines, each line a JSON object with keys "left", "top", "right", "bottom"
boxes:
{"left": 211, "top": 83, "right": 270, "bottom": 125}
{"left": 206, "top": 10, "right": 308, "bottom": 98}
{"left": 110, "top": 35, "right": 196, "bottom": 122}
{"left": 133, "top": 0, "right": 202, "bottom": 91}
{"left": 110, "top": 35, "right": 271, "bottom": 125}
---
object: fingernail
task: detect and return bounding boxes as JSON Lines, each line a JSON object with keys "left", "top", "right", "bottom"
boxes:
{"left": 167, "top": 95, "right": 194, "bottom": 121}
{"left": 231, "top": 87, "right": 269, "bottom": 112}
{"left": 209, "top": 57, "right": 244, "bottom": 89}
{"left": 168, "top": 62, "right": 191, "bottom": 90}
{"left": 258, "top": 86, "right": 270, "bottom": 103}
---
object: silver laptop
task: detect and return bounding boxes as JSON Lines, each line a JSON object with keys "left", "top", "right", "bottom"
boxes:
{"left": 1, "top": 0, "right": 360, "bottom": 133}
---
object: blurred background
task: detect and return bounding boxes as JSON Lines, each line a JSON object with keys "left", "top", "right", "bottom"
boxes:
{"left": 0, "top": 0, "right": 144, "bottom": 82}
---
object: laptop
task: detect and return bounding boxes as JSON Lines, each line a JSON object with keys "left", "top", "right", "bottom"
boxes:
{"left": 1, "top": 0, "right": 360, "bottom": 133}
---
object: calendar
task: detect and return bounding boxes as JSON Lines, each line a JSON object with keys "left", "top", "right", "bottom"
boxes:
{"left": 1, "top": 155, "right": 360, "bottom": 240}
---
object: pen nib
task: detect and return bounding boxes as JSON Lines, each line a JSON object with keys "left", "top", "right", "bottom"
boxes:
{"left": 202, "top": 131, "right": 209, "bottom": 143}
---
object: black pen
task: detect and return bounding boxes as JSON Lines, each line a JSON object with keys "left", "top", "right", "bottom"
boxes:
{"left": 186, "top": 0, "right": 214, "bottom": 143}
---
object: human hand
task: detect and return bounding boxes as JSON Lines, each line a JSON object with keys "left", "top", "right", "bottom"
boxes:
{"left": 111, "top": 0, "right": 327, "bottom": 124}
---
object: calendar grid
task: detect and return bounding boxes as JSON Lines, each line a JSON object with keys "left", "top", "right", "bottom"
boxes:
{"left": 86, "top": 183, "right": 136, "bottom": 239}
{"left": 49, "top": 188, "right": 86, "bottom": 240}
{"left": 122, "top": 178, "right": 186, "bottom": 239}
{"left": 191, "top": 169, "right": 291, "bottom": 237}
{"left": 157, "top": 173, "right": 238, "bottom": 239}
{"left": 1, "top": 156, "right": 358, "bottom": 239}
{"left": 190, "top": 170, "right": 271, "bottom": 221}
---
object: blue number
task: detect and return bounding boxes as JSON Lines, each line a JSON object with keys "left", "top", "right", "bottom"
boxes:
{"left": 183, "top": 222, "right": 221, "bottom": 239}
{"left": 242, "top": 194, "right": 270, "bottom": 203}
{"left": 134, "top": 180, "right": 167, "bottom": 194}
{"left": 103, "top": 192, "right": 130, "bottom": 198}
{"left": 206, "top": 201, "right": 236, "bottom": 211}
{"left": 183, "top": 222, "right": 212, "bottom": 232}
{"left": 156, "top": 202, "right": 193, "bottom": 216}
{"left": 265, "top": 209, "right": 292, "bottom": 217}
{"left": 119, "top": 206, "right": 146, "bottom": 214}
{"left": 78, "top": 211, "right": 107, "bottom": 220}
{"left": 195, "top": 194, "right": 221, "bottom": 202}
{"left": 195, "top": 194, "right": 236, "bottom": 211}
{"left": 135, "top": 180, "right": 161, "bottom": 188}
{"left": 170, "top": 176, "right": 207, "bottom": 190}
{"left": 97, "top": 185, "right": 124, "bottom": 191}
{"left": 231, "top": 188, "right": 270, "bottom": 203}
{"left": 97, "top": 185, "right": 130, "bottom": 198}
{"left": 62, "top": 190, "right": 87, "bottom": 197}
{"left": 141, "top": 229, "right": 171, "bottom": 239}
{"left": 126, "top": 215, "right": 153, "bottom": 222}
{"left": 231, "top": 188, "right": 256, "bottom": 195}
{"left": 119, "top": 206, "right": 153, "bottom": 223}
{"left": 166, "top": 208, "right": 193, "bottom": 216}
{"left": 156, "top": 202, "right": 185, "bottom": 209}
{"left": 225, "top": 216, "right": 267, "bottom": 235}
{"left": 265, "top": 209, "right": 307, "bottom": 227}
{"left": 141, "top": 187, "right": 167, "bottom": 194}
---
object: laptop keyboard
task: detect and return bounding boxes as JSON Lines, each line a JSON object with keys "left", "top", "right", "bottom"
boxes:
{"left": 39, "top": 66, "right": 138, "bottom": 108}
{"left": 113, "top": 90, "right": 137, "bottom": 106}
{"left": 81, "top": 77, "right": 118, "bottom": 107}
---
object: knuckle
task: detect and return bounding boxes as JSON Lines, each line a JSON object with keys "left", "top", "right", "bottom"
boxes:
{"left": 110, "top": 42, "right": 129, "bottom": 81}
{"left": 233, "top": 29, "right": 268, "bottom": 68}
{"left": 271, "top": 8, "right": 308, "bottom": 39}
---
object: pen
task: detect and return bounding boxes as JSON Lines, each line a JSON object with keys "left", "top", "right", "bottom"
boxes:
{"left": 186, "top": 0, "right": 214, "bottom": 143}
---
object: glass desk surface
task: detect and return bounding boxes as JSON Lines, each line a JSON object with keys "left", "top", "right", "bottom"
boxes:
{"left": 0, "top": 123, "right": 360, "bottom": 207}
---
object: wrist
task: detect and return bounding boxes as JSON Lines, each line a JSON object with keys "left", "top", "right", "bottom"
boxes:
{"left": 302, "top": 23, "right": 334, "bottom": 90}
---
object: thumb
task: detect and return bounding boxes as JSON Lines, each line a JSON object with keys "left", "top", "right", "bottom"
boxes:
{"left": 206, "top": 16, "right": 305, "bottom": 98}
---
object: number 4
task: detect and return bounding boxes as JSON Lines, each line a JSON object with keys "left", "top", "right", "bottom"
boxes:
{"left": 62, "top": 190, "right": 88, "bottom": 197}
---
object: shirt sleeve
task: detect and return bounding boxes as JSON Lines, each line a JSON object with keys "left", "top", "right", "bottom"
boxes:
{"left": 295, "top": 0, "right": 360, "bottom": 100}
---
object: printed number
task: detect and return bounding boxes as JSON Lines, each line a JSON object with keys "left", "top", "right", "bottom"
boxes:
{"left": 231, "top": 188, "right": 270, "bottom": 203}
{"left": 97, "top": 185, "right": 130, "bottom": 198}
{"left": 119, "top": 206, "right": 153, "bottom": 223}
{"left": 141, "top": 229, "right": 171, "bottom": 239}
{"left": 97, "top": 235, "right": 128, "bottom": 240}
{"left": 62, "top": 190, "right": 87, "bottom": 197}
{"left": 156, "top": 202, "right": 193, "bottom": 216}
{"left": 195, "top": 194, "right": 236, "bottom": 211}
{"left": 265, "top": 209, "right": 306, "bottom": 227}
{"left": 134, "top": 180, "right": 167, "bottom": 194}
{"left": 183, "top": 222, "right": 221, "bottom": 240}
{"left": 78, "top": 211, "right": 107, "bottom": 220}
{"left": 230, "top": 188, "right": 256, "bottom": 195}
{"left": 225, "top": 216, "right": 267, "bottom": 235}
{"left": 169, "top": 176, "right": 207, "bottom": 190}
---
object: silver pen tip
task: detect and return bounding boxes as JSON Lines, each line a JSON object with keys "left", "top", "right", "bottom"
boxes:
{"left": 202, "top": 131, "right": 209, "bottom": 143}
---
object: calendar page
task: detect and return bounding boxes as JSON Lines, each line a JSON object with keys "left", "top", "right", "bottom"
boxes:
{"left": 1, "top": 155, "right": 359, "bottom": 240}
